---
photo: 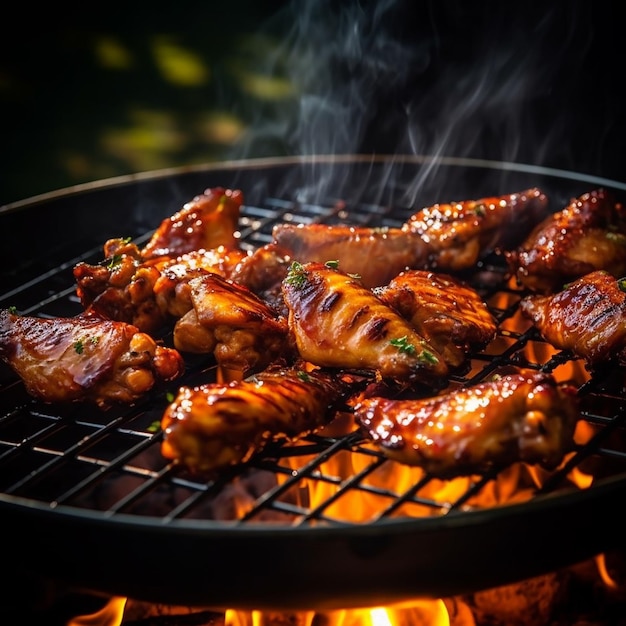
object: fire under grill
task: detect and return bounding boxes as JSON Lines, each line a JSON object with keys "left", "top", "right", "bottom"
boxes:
{"left": 1, "top": 155, "right": 626, "bottom": 612}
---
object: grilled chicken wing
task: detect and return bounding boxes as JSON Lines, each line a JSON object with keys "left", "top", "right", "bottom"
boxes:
{"left": 506, "top": 188, "right": 626, "bottom": 294}
{"left": 141, "top": 187, "right": 243, "bottom": 260}
{"left": 228, "top": 242, "right": 293, "bottom": 316}
{"left": 173, "top": 273, "right": 292, "bottom": 373}
{"left": 0, "top": 309, "right": 184, "bottom": 407}
{"left": 519, "top": 270, "right": 626, "bottom": 366}
{"left": 373, "top": 270, "right": 497, "bottom": 368}
{"left": 74, "top": 238, "right": 168, "bottom": 334}
{"left": 354, "top": 372, "right": 579, "bottom": 478}
{"left": 272, "top": 224, "right": 430, "bottom": 288}
{"left": 281, "top": 261, "right": 448, "bottom": 384}
{"left": 272, "top": 188, "right": 547, "bottom": 287}
{"left": 152, "top": 247, "right": 249, "bottom": 319}
{"left": 161, "top": 364, "right": 356, "bottom": 473}
{"left": 403, "top": 187, "right": 548, "bottom": 271}
{"left": 74, "top": 244, "right": 249, "bottom": 334}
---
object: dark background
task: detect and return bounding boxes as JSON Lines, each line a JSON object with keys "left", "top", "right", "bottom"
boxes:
{"left": 1, "top": 0, "right": 624, "bottom": 206}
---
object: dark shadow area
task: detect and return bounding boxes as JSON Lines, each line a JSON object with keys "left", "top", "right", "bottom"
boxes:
{"left": 1, "top": 0, "right": 624, "bottom": 205}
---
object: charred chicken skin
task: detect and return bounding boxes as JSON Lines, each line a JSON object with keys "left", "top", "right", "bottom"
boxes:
{"left": 506, "top": 188, "right": 626, "bottom": 294}
{"left": 281, "top": 261, "right": 449, "bottom": 384}
{"left": 519, "top": 270, "right": 626, "bottom": 366}
{"left": 353, "top": 372, "right": 580, "bottom": 478}
{"left": 403, "top": 187, "right": 549, "bottom": 271}
{"left": 173, "top": 273, "right": 293, "bottom": 373}
{"left": 373, "top": 270, "right": 497, "bottom": 368}
{"left": 140, "top": 186, "right": 243, "bottom": 260}
{"left": 0, "top": 309, "right": 184, "bottom": 407}
{"left": 161, "top": 364, "right": 356, "bottom": 473}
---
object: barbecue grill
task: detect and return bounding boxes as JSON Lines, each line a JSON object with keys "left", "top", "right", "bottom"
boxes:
{"left": 2, "top": 154, "right": 626, "bottom": 612}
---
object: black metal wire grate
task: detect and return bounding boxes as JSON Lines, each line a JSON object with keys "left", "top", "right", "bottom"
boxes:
{"left": 2, "top": 191, "right": 626, "bottom": 529}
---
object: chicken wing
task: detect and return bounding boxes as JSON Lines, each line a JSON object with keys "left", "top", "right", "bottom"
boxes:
{"left": 152, "top": 247, "right": 249, "bottom": 319}
{"left": 141, "top": 186, "right": 243, "bottom": 260}
{"left": 403, "top": 187, "right": 549, "bottom": 271}
{"left": 161, "top": 364, "right": 357, "bottom": 473}
{"left": 373, "top": 270, "right": 497, "bottom": 368}
{"left": 506, "top": 188, "right": 626, "bottom": 294}
{"left": 281, "top": 261, "right": 448, "bottom": 385}
{"left": 519, "top": 270, "right": 626, "bottom": 366}
{"left": 74, "top": 238, "right": 168, "bottom": 334}
{"left": 74, "top": 243, "right": 248, "bottom": 334}
{"left": 354, "top": 372, "right": 579, "bottom": 478}
{"left": 272, "top": 188, "right": 548, "bottom": 287}
{"left": 173, "top": 273, "right": 292, "bottom": 373}
{"left": 0, "top": 309, "right": 184, "bottom": 407}
{"left": 272, "top": 223, "right": 430, "bottom": 288}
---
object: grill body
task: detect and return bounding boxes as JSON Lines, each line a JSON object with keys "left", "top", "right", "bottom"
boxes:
{"left": 1, "top": 155, "right": 626, "bottom": 610}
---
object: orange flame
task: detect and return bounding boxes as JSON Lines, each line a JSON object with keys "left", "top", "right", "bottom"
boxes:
{"left": 67, "top": 597, "right": 126, "bottom": 626}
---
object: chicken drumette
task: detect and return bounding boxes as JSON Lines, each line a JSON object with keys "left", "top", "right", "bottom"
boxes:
{"left": 281, "top": 261, "right": 449, "bottom": 385}
{"left": 519, "top": 269, "right": 626, "bottom": 367}
{"left": 507, "top": 188, "right": 626, "bottom": 294}
{"left": 161, "top": 363, "right": 358, "bottom": 473}
{"left": 272, "top": 188, "right": 548, "bottom": 288}
{"left": 354, "top": 372, "right": 579, "bottom": 478}
{"left": 0, "top": 309, "right": 184, "bottom": 407}
{"left": 173, "top": 272, "right": 293, "bottom": 374}
{"left": 373, "top": 269, "right": 497, "bottom": 368}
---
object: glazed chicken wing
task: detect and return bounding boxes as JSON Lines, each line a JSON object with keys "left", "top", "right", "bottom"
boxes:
{"left": 403, "top": 187, "right": 548, "bottom": 271}
{"left": 519, "top": 270, "right": 626, "bottom": 366}
{"left": 161, "top": 364, "right": 357, "bottom": 473}
{"left": 152, "top": 246, "right": 249, "bottom": 319}
{"left": 141, "top": 187, "right": 243, "bottom": 260}
{"left": 272, "top": 188, "right": 547, "bottom": 287}
{"left": 354, "top": 372, "right": 579, "bottom": 478}
{"left": 0, "top": 309, "right": 184, "bottom": 407}
{"left": 281, "top": 261, "right": 448, "bottom": 385}
{"left": 272, "top": 224, "right": 430, "bottom": 288}
{"left": 173, "top": 273, "right": 292, "bottom": 373}
{"left": 74, "top": 238, "right": 168, "bottom": 334}
{"left": 74, "top": 243, "right": 249, "bottom": 334}
{"left": 506, "top": 188, "right": 626, "bottom": 294}
{"left": 373, "top": 270, "right": 497, "bottom": 368}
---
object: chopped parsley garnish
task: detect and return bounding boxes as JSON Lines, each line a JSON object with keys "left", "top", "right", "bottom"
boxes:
{"left": 473, "top": 203, "right": 487, "bottom": 217}
{"left": 297, "top": 370, "right": 311, "bottom": 382}
{"left": 285, "top": 261, "right": 308, "bottom": 289}
{"left": 390, "top": 335, "right": 417, "bottom": 355}
{"left": 73, "top": 335, "right": 99, "bottom": 354}
{"left": 420, "top": 348, "right": 440, "bottom": 364}
{"left": 390, "top": 336, "right": 440, "bottom": 364}
{"left": 106, "top": 254, "right": 124, "bottom": 270}
{"left": 8, "top": 306, "right": 17, "bottom": 314}
{"left": 618, "top": 277, "right": 626, "bottom": 293}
